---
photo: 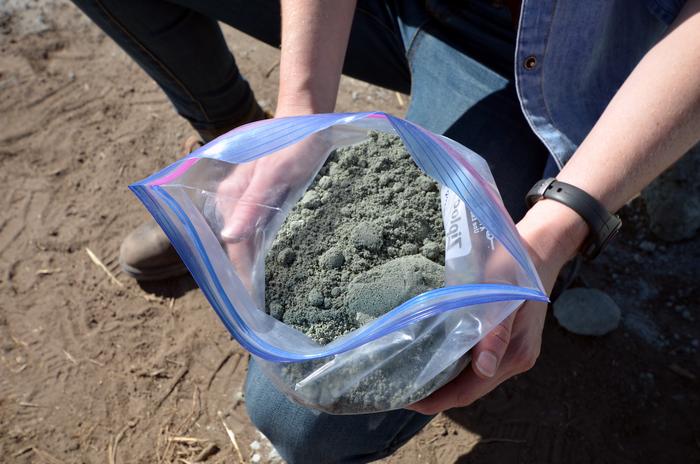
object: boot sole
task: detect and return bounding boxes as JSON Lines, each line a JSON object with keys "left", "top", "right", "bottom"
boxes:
{"left": 119, "top": 258, "right": 189, "bottom": 282}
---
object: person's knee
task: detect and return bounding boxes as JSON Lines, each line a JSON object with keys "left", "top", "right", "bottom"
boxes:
{"left": 244, "top": 391, "right": 322, "bottom": 463}
{"left": 244, "top": 360, "right": 434, "bottom": 463}
{"left": 244, "top": 363, "right": 320, "bottom": 462}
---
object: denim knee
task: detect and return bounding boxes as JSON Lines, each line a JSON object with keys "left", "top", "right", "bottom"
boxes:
{"left": 244, "top": 359, "right": 434, "bottom": 464}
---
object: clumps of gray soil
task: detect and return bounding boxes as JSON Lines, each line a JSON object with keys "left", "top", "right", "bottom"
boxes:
{"left": 265, "top": 131, "right": 445, "bottom": 344}
{"left": 263, "top": 132, "right": 459, "bottom": 413}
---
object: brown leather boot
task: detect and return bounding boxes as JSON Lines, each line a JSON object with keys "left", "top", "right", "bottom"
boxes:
{"left": 119, "top": 136, "right": 204, "bottom": 281}
{"left": 121, "top": 102, "right": 269, "bottom": 281}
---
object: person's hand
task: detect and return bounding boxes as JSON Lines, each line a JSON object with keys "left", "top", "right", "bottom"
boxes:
{"left": 211, "top": 107, "right": 328, "bottom": 295}
{"left": 407, "top": 200, "right": 588, "bottom": 414}
{"left": 215, "top": 135, "right": 325, "bottom": 243}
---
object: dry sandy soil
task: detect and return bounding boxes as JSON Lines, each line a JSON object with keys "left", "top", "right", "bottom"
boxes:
{"left": 1, "top": 1, "right": 699, "bottom": 463}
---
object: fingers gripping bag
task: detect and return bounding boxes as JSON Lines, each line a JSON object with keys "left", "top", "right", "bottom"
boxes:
{"left": 130, "top": 112, "right": 548, "bottom": 414}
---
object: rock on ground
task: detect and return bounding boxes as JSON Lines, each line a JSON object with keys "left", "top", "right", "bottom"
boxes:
{"left": 553, "top": 288, "right": 621, "bottom": 336}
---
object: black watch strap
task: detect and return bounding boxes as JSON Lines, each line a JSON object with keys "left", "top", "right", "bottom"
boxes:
{"left": 525, "top": 178, "right": 622, "bottom": 260}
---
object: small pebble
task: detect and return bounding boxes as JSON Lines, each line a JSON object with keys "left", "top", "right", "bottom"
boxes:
{"left": 400, "top": 243, "right": 419, "bottom": 256}
{"left": 339, "top": 151, "right": 358, "bottom": 167}
{"left": 276, "top": 248, "right": 296, "bottom": 266}
{"left": 319, "top": 247, "right": 345, "bottom": 269}
{"left": 308, "top": 289, "right": 325, "bottom": 307}
{"left": 300, "top": 190, "right": 321, "bottom": 210}
{"left": 269, "top": 302, "right": 284, "bottom": 319}
{"left": 553, "top": 288, "right": 621, "bottom": 336}
{"left": 416, "top": 176, "right": 437, "bottom": 192}
{"left": 318, "top": 176, "right": 333, "bottom": 189}
{"left": 421, "top": 241, "right": 441, "bottom": 261}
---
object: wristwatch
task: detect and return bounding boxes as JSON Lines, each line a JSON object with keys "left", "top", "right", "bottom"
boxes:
{"left": 525, "top": 178, "right": 622, "bottom": 260}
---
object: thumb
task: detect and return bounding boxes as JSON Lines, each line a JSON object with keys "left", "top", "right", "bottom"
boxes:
{"left": 472, "top": 312, "right": 516, "bottom": 379}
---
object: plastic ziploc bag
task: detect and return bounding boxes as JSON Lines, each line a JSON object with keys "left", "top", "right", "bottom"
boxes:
{"left": 130, "top": 112, "right": 547, "bottom": 414}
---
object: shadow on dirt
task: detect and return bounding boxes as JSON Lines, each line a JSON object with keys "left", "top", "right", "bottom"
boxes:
{"left": 445, "top": 276, "right": 698, "bottom": 463}
{"left": 137, "top": 273, "right": 198, "bottom": 299}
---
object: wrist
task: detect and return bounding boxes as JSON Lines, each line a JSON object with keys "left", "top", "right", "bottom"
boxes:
{"left": 276, "top": 85, "right": 336, "bottom": 117}
{"left": 517, "top": 199, "right": 589, "bottom": 270}
{"left": 274, "top": 98, "right": 319, "bottom": 118}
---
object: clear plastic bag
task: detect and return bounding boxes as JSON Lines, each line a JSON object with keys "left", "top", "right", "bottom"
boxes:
{"left": 131, "top": 112, "right": 547, "bottom": 414}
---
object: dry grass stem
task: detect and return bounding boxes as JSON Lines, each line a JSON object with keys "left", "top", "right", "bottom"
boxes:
{"left": 32, "top": 447, "right": 66, "bottom": 464}
{"left": 12, "top": 446, "right": 33, "bottom": 457}
{"left": 669, "top": 363, "right": 696, "bottom": 381}
{"left": 155, "top": 365, "right": 189, "bottom": 410}
{"left": 206, "top": 350, "right": 237, "bottom": 390}
{"left": 193, "top": 442, "right": 219, "bottom": 462}
{"left": 168, "top": 437, "right": 208, "bottom": 443}
{"left": 36, "top": 268, "right": 61, "bottom": 275}
{"left": 63, "top": 349, "right": 78, "bottom": 365}
{"left": 108, "top": 420, "right": 138, "bottom": 464}
{"left": 265, "top": 60, "right": 280, "bottom": 78}
{"left": 218, "top": 411, "right": 245, "bottom": 464}
{"left": 479, "top": 437, "right": 527, "bottom": 445}
{"left": 19, "top": 401, "right": 43, "bottom": 407}
{"left": 85, "top": 248, "right": 124, "bottom": 287}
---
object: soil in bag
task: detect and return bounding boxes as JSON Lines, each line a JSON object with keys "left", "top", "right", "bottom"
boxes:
{"left": 265, "top": 131, "right": 445, "bottom": 342}
{"left": 264, "top": 132, "right": 462, "bottom": 412}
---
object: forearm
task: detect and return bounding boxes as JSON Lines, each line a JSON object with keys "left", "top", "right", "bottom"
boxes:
{"left": 522, "top": 0, "right": 700, "bottom": 267}
{"left": 277, "top": 0, "right": 357, "bottom": 115}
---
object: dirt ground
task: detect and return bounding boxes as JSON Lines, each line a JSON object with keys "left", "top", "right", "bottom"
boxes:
{"left": 1, "top": 1, "right": 699, "bottom": 463}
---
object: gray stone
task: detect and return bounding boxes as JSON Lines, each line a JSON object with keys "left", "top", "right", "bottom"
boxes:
{"left": 268, "top": 301, "right": 284, "bottom": 319}
{"left": 276, "top": 248, "right": 296, "bottom": 266}
{"left": 416, "top": 176, "right": 437, "bottom": 192}
{"left": 399, "top": 243, "right": 419, "bottom": 256}
{"left": 421, "top": 241, "right": 441, "bottom": 261}
{"left": 307, "top": 288, "right": 325, "bottom": 308}
{"left": 553, "top": 288, "right": 621, "bottom": 336}
{"left": 299, "top": 190, "right": 321, "bottom": 210}
{"left": 642, "top": 144, "right": 700, "bottom": 242}
{"left": 317, "top": 176, "right": 333, "bottom": 190}
{"left": 319, "top": 247, "right": 345, "bottom": 269}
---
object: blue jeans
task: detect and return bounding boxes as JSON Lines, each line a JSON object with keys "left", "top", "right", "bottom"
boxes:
{"left": 71, "top": 1, "right": 550, "bottom": 462}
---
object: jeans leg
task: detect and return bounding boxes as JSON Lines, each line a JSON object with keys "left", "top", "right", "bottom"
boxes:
{"left": 71, "top": 0, "right": 413, "bottom": 134}
{"left": 244, "top": 358, "right": 433, "bottom": 464}
{"left": 171, "top": 0, "right": 412, "bottom": 94}
{"left": 398, "top": 1, "right": 549, "bottom": 220}
{"left": 70, "top": 0, "right": 262, "bottom": 133}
